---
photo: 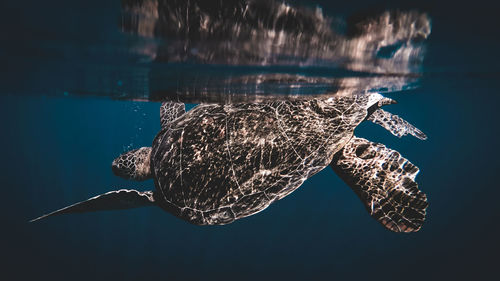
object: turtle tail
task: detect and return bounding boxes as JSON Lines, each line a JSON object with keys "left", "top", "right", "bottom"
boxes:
{"left": 30, "top": 189, "right": 156, "bottom": 222}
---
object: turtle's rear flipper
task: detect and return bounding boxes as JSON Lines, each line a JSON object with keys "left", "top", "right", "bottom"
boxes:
{"left": 160, "top": 102, "right": 185, "bottom": 128}
{"left": 368, "top": 108, "right": 427, "bottom": 140}
{"left": 30, "top": 189, "right": 156, "bottom": 222}
{"left": 331, "top": 137, "right": 428, "bottom": 232}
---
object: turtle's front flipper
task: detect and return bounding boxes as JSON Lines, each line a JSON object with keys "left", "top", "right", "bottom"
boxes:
{"left": 331, "top": 137, "right": 428, "bottom": 232}
{"left": 368, "top": 108, "right": 427, "bottom": 140}
{"left": 30, "top": 189, "right": 156, "bottom": 222}
{"left": 160, "top": 102, "right": 185, "bottom": 128}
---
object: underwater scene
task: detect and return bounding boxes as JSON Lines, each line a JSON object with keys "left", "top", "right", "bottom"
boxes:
{"left": 2, "top": 0, "right": 499, "bottom": 280}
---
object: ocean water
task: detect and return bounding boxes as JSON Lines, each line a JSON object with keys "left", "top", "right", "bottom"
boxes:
{"left": 2, "top": 0, "right": 499, "bottom": 280}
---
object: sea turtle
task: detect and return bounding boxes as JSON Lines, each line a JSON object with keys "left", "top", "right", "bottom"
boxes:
{"left": 32, "top": 93, "right": 428, "bottom": 232}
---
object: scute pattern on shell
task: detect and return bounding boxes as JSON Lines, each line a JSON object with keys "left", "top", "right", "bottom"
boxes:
{"left": 151, "top": 96, "right": 375, "bottom": 225}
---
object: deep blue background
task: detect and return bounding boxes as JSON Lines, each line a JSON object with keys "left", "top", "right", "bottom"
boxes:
{"left": 2, "top": 1, "right": 500, "bottom": 280}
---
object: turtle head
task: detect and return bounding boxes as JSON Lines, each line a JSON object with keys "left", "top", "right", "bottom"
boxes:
{"left": 365, "top": 93, "right": 397, "bottom": 117}
{"left": 112, "top": 147, "right": 152, "bottom": 181}
{"left": 315, "top": 93, "right": 395, "bottom": 116}
{"left": 367, "top": 93, "right": 396, "bottom": 109}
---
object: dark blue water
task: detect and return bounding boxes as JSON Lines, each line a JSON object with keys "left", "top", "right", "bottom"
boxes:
{"left": 2, "top": 0, "right": 500, "bottom": 280}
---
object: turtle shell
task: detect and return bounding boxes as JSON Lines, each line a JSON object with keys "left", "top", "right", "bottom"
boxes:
{"left": 151, "top": 96, "right": 374, "bottom": 225}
